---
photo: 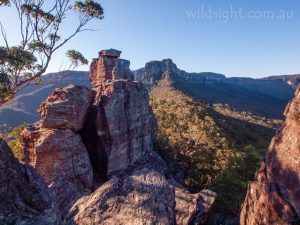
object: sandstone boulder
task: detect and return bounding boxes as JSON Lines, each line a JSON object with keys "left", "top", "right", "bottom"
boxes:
{"left": 175, "top": 188, "right": 216, "bottom": 225}
{"left": 38, "top": 84, "right": 94, "bottom": 132}
{"left": 67, "top": 151, "right": 216, "bottom": 225}
{"left": 0, "top": 138, "right": 59, "bottom": 225}
{"left": 67, "top": 168, "right": 175, "bottom": 225}
{"left": 22, "top": 122, "right": 93, "bottom": 216}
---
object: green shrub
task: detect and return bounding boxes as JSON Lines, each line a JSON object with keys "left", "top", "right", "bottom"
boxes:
{"left": 0, "top": 124, "right": 26, "bottom": 161}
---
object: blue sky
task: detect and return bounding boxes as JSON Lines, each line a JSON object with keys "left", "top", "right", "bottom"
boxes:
{"left": 0, "top": 0, "right": 299, "bottom": 78}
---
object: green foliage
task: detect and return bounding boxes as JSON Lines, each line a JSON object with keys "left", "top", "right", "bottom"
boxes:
{"left": 74, "top": 0, "right": 104, "bottom": 19}
{"left": 66, "top": 50, "right": 89, "bottom": 68}
{"left": 210, "top": 147, "right": 263, "bottom": 215}
{"left": 150, "top": 79, "right": 281, "bottom": 217}
{"left": 0, "top": 124, "right": 26, "bottom": 161}
{"left": 0, "top": 71, "right": 11, "bottom": 100}
{"left": 0, "top": 0, "right": 104, "bottom": 102}
{"left": 0, "top": 46, "right": 37, "bottom": 71}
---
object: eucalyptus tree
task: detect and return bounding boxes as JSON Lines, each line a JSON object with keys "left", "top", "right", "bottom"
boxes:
{"left": 0, "top": 0, "right": 104, "bottom": 103}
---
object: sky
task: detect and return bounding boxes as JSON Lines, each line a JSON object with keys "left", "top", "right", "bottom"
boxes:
{"left": 0, "top": 0, "right": 299, "bottom": 78}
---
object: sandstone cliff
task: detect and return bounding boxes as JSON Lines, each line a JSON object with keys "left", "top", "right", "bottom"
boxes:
{"left": 240, "top": 86, "right": 300, "bottom": 225}
{"left": 15, "top": 49, "right": 216, "bottom": 224}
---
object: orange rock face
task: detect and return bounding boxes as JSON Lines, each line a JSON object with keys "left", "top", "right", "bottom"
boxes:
{"left": 21, "top": 85, "right": 95, "bottom": 216}
{"left": 38, "top": 84, "right": 95, "bottom": 132}
{"left": 240, "top": 86, "right": 300, "bottom": 225}
{"left": 89, "top": 49, "right": 156, "bottom": 174}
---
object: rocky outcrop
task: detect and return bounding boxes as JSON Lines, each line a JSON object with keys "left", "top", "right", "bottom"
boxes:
{"left": 89, "top": 49, "right": 156, "bottom": 174}
{"left": 240, "top": 86, "right": 300, "bottom": 225}
{"left": 21, "top": 85, "right": 94, "bottom": 216}
{"left": 0, "top": 138, "right": 59, "bottom": 225}
{"left": 67, "top": 151, "right": 216, "bottom": 225}
{"left": 18, "top": 49, "right": 216, "bottom": 224}
{"left": 38, "top": 84, "right": 95, "bottom": 132}
{"left": 68, "top": 168, "right": 176, "bottom": 225}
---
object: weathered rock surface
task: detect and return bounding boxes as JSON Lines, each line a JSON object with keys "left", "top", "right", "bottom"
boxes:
{"left": 240, "top": 86, "right": 300, "bottom": 225}
{"left": 175, "top": 188, "right": 216, "bottom": 225}
{"left": 0, "top": 138, "right": 59, "bottom": 225}
{"left": 38, "top": 84, "right": 94, "bottom": 132}
{"left": 67, "top": 168, "right": 175, "bottom": 225}
{"left": 22, "top": 122, "right": 93, "bottom": 215}
{"left": 90, "top": 49, "right": 122, "bottom": 88}
{"left": 90, "top": 49, "right": 156, "bottom": 174}
{"left": 21, "top": 85, "right": 94, "bottom": 217}
{"left": 67, "top": 152, "right": 216, "bottom": 225}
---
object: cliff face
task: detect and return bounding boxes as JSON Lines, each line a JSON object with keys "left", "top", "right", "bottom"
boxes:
{"left": 133, "top": 59, "right": 226, "bottom": 88}
{"left": 240, "top": 86, "right": 300, "bottom": 225}
{"left": 14, "top": 49, "right": 216, "bottom": 224}
{"left": 89, "top": 49, "right": 156, "bottom": 174}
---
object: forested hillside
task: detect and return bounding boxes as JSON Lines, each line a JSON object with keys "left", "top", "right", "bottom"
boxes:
{"left": 150, "top": 77, "right": 282, "bottom": 222}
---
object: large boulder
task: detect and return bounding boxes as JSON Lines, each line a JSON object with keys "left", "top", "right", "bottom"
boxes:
{"left": 38, "top": 84, "right": 95, "bottom": 132}
{"left": 22, "top": 122, "right": 93, "bottom": 216}
{"left": 240, "top": 86, "right": 300, "bottom": 225}
{"left": 66, "top": 151, "right": 216, "bottom": 225}
{"left": 0, "top": 138, "right": 59, "bottom": 225}
{"left": 67, "top": 168, "right": 175, "bottom": 225}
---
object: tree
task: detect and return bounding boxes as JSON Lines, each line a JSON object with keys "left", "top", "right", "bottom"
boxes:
{"left": 0, "top": 0, "right": 104, "bottom": 103}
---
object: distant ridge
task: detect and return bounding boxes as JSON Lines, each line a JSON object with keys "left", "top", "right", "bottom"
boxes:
{"left": 134, "top": 60, "right": 299, "bottom": 118}
{"left": 0, "top": 62, "right": 299, "bottom": 130}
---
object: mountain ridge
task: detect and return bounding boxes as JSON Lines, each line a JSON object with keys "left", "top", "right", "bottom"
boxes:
{"left": 1, "top": 59, "right": 299, "bottom": 130}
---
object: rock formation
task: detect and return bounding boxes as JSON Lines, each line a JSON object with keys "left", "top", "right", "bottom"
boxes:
{"left": 240, "top": 86, "right": 300, "bottom": 225}
{"left": 18, "top": 49, "right": 216, "bottom": 224}
{"left": 0, "top": 138, "right": 59, "bottom": 225}
{"left": 133, "top": 59, "right": 226, "bottom": 88}
{"left": 38, "top": 84, "right": 95, "bottom": 132}
{"left": 66, "top": 149, "right": 216, "bottom": 225}
{"left": 89, "top": 49, "right": 156, "bottom": 174}
{"left": 21, "top": 85, "right": 94, "bottom": 216}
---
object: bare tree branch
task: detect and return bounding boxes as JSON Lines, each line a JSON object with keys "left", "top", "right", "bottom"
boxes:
{"left": 0, "top": 22, "right": 8, "bottom": 47}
